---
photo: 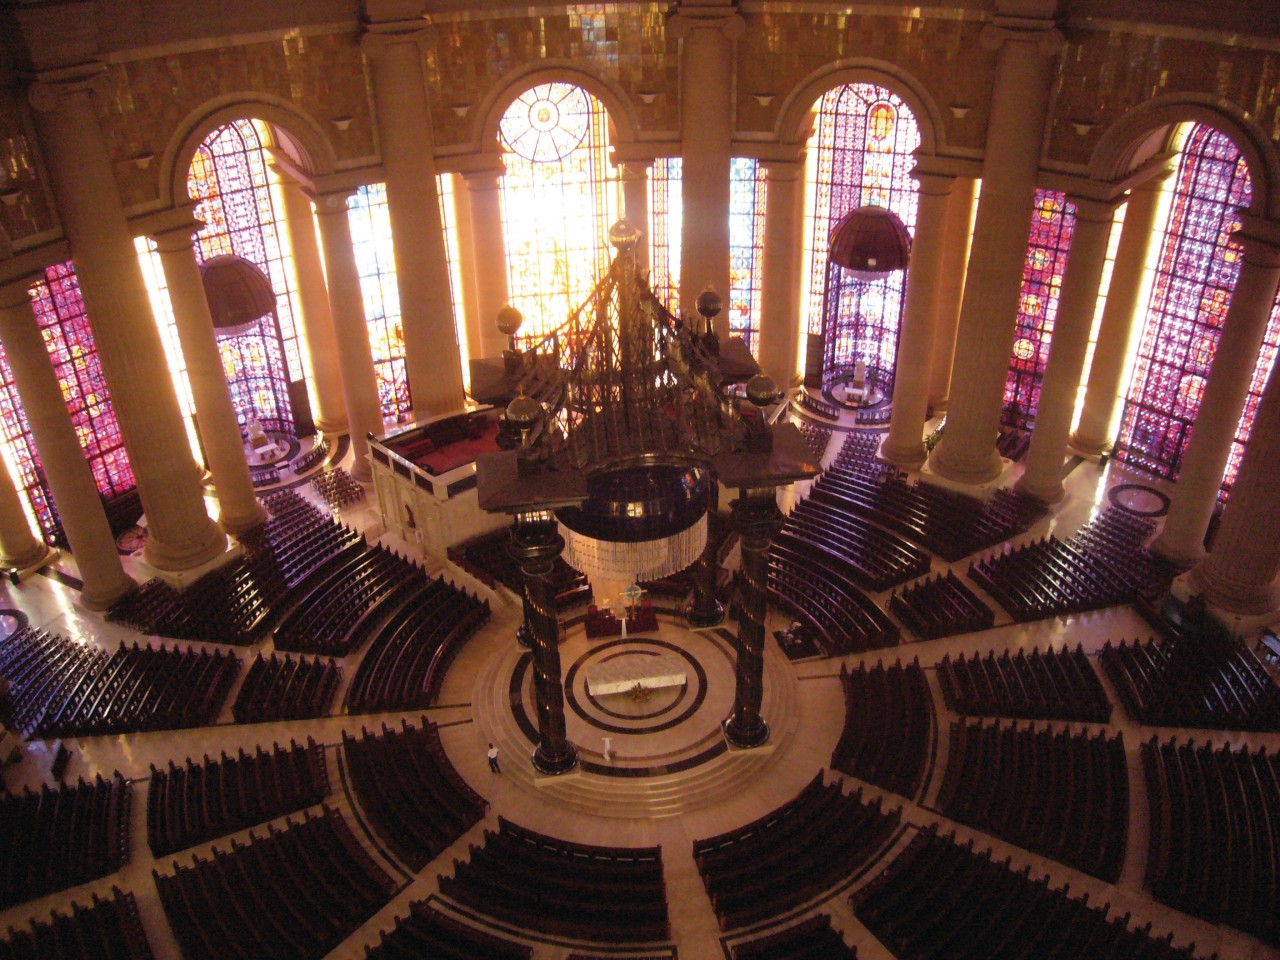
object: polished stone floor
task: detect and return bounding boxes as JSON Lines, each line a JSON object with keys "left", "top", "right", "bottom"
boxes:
{"left": 1, "top": 430, "right": 1278, "bottom": 960}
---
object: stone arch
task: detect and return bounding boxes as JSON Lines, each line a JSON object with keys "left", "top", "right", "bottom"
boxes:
{"left": 1091, "top": 94, "right": 1280, "bottom": 219}
{"left": 159, "top": 95, "right": 338, "bottom": 209}
{"left": 472, "top": 63, "right": 643, "bottom": 159}
{"left": 773, "top": 60, "right": 946, "bottom": 157}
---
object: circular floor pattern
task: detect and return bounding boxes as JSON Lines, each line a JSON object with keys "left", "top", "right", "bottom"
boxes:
{"left": 1108, "top": 482, "right": 1171, "bottom": 517}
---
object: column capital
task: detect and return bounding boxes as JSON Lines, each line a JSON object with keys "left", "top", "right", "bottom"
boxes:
{"left": 0, "top": 272, "right": 42, "bottom": 311}
{"left": 618, "top": 160, "right": 654, "bottom": 181}
{"left": 1065, "top": 193, "right": 1122, "bottom": 225}
{"left": 668, "top": 9, "right": 746, "bottom": 41}
{"left": 460, "top": 164, "right": 506, "bottom": 191}
{"left": 1234, "top": 212, "right": 1280, "bottom": 268}
{"left": 24, "top": 61, "right": 110, "bottom": 113}
{"left": 360, "top": 19, "right": 437, "bottom": 56}
{"left": 146, "top": 207, "right": 206, "bottom": 252}
{"left": 309, "top": 189, "right": 357, "bottom": 216}
{"left": 910, "top": 166, "right": 957, "bottom": 197}
{"left": 980, "top": 17, "right": 1065, "bottom": 56}
{"left": 761, "top": 158, "right": 804, "bottom": 182}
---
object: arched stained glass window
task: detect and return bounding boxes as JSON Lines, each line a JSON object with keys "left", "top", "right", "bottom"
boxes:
{"left": 803, "top": 85, "right": 921, "bottom": 390}
{"left": 729, "top": 157, "right": 767, "bottom": 355}
{"left": 186, "top": 119, "right": 299, "bottom": 435}
{"left": 348, "top": 183, "right": 411, "bottom": 423}
{"left": 0, "top": 262, "right": 135, "bottom": 546}
{"left": 1002, "top": 190, "right": 1077, "bottom": 430}
{"left": 649, "top": 157, "right": 682, "bottom": 313}
{"left": 1115, "top": 124, "right": 1252, "bottom": 482}
{"left": 500, "top": 82, "right": 621, "bottom": 344}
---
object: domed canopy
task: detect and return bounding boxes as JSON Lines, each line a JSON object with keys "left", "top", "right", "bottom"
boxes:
{"left": 829, "top": 205, "right": 912, "bottom": 281}
{"left": 199, "top": 254, "right": 276, "bottom": 337}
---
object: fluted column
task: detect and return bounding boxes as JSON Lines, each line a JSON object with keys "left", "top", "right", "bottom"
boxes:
{"left": 26, "top": 68, "right": 225, "bottom": 571}
{"left": 620, "top": 161, "right": 652, "bottom": 274}
{"left": 758, "top": 156, "right": 806, "bottom": 387}
{"left": 670, "top": 4, "right": 744, "bottom": 333}
{"left": 460, "top": 166, "right": 512, "bottom": 360}
{"left": 361, "top": 6, "right": 465, "bottom": 416}
{"left": 312, "top": 191, "right": 385, "bottom": 482}
{"left": 724, "top": 487, "right": 783, "bottom": 749}
{"left": 150, "top": 219, "right": 268, "bottom": 535}
{"left": 1071, "top": 173, "right": 1168, "bottom": 454}
{"left": 1152, "top": 217, "right": 1280, "bottom": 567}
{"left": 0, "top": 440, "right": 55, "bottom": 575}
{"left": 274, "top": 173, "right": 348, "bottom": 434}
{"left": 928, "top": 177, "right": 978, "bottom": 412}
{"left": 925, "top": 9, "right": 1064, "bottom": 483}
{"left": 1016, "top": 196, "right": 1118, "bottom": 502}
{"left": 1190, "top": 359, "right": 1280, "bottom": 614}
{"left": 884, "top": 170, "right": 956, "bottom": 466}
{"left": 510, "top": 512, "right": 578, "bottom": 775}
{"left": 0, "top": 280, "right": 135, "bottom": 608}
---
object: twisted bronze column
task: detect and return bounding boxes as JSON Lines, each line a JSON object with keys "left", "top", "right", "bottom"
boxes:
{"left": 509, "top": 512, "right": 578, "bottom": 775}
{"left": 724, "top": 487, "right": 783, "bottom": 748}
{"left": 685, "top": 481, "right": 725, "bottom": 628}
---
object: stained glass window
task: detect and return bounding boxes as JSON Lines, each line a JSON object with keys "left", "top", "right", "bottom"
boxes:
{"left": 1115, "top": 124, "right": 1252, "bottom": 482}
{"left": 0, "top": 262, "right": 135, "bottom": 546}
{"left": 186, "top": 119, "right": 299, "bottom": 435}
{"left": 1001, "top": 190, "right": 1077, "bottom": 430}
{"left": 803, "top": 86, "right": 921, "bottom": 391}
{"left": 729, "top": 157, "right": 767, "bottom": 355}
{"left": 348, "top": 183, "right": 411, "bottom": 423}
{"left": 649, "top": 157, "right": 682, "bottom": 314}
{"left": 500, "top": 82, "right": 621, "bottom": 344}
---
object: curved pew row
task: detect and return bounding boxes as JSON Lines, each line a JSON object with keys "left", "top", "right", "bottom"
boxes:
{"left": 0, "top": 886, "right": 155, "bottom": 960}
{"left": 830, "top": 658, "right": 934, "bottom": 802}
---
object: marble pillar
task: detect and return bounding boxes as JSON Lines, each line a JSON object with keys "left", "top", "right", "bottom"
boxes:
{"left": 928, "top": 177, "right": 978, "bottom": 413}
{"left": 0, "top": 438, "right": 55, "bottom": 575}
{"left": 758, "top": 156, "right": 806, "bottom": 388}
{"left": 461, "top": 166, "right": 512, "bottom": 360}
{"left": 620, "top": 161, "right": 652, "bottom": 275}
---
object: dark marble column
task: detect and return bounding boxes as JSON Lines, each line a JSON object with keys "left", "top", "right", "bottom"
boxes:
{"left": 509, "top": 512, "right": 578, "bottom": 775}
{"left": 724, "top": 487, "right": 783, "bottom": 748}
{"left": 685, "top": 483, "right": 724, "bottom": 628}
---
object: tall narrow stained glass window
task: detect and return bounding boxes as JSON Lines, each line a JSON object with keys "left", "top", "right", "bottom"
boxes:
{"left": 729, "top": 157, "right": 767, "bottom": 355}
{"left": 186, "top": 119, "right": 299, "bottom": 435}
{"left": 499, "top": 83, "right": 621, "bottom": 344}
{"left": 649, "top": 157, "right": 682, "bottom": 314}
{"left": 1114, "top": 125, "right": 1253, "bottom": 482}
{"left": 1001, "top": 190, "right": 1077, "bottom": 430}
{"left": 348, "top": 183, "right": 411, "bottom": 423}
{"left": 803, "top": 85, "right": 921, "bottom": 391}
{"left": 0, "top": 262, "right": 135, "bottom": 546}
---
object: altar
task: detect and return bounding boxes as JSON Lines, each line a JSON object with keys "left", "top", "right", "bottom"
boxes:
{"left": 586, "top": 652, "right": 687, "bottom": 696}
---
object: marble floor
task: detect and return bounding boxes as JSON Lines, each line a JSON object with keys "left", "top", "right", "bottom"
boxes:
{"left": 1, "top": 430, "right": 1279, "bottom": 960}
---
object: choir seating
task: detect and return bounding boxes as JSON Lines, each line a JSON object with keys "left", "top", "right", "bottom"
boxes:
{"left": 1141, "top": 736, "right": 1279, "bottom": 946}
{"left": 1, "top": 772, "right": 131, "bottom": 910}
{"left": 0, "top": 886, "right": 154, "bottom": 960}
{"left": 153, "top": 806, "right": 397, "bottom": 960}
{"left": 449, "top": 528, "right": 592, "bottom": 609}
{"left": 693, "top": 773, "right": 901, "bottom": 930}
{"left": 438, "top": 818, "right": 669, "bottom": 944}
{"left": 831, "top": 658, "right": 934, "bottom": 801}
{"left": 311, "top": 466, "right": 366, "bottom": 509}
{"left": 796, "top": 392, "right": 839, "bottom": 421}
{"left": 731, "top": 914, "right": 857, "bottom": 959}
{"left": 342, "top": 717, "right": 487, "bottom": 871}
{"left": 935, "top": 720, "right": 1128, "bottom": 883}
{"left": 937, "top": 645, "right": 1112, "bottom": 723}
{"left": 364, "top": 901, "right": 532, "bottom": 960}
{"left": 146, "top": 738, "right": 330, "bottom": 857}
{"left": 851, "top": 826, "right": 1212, "bottom": 960}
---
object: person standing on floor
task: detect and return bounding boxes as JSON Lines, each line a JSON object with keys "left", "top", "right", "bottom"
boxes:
{"left": 487, "top": 742, "right": 500, "bottom": 773}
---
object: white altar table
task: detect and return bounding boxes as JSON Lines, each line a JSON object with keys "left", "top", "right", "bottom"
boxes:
{"left": 586, "top": 652, "right": 687, "bottom": 696}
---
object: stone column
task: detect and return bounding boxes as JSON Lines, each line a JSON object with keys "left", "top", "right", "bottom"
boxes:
{"left": 312, "top": 191, "right": 385, "bottom": 482}
{"left": 758, "top": 156, "right": 806, "bottom": 387}
{"left": 1151, "top": 217, "right": 1280, "bottom": 567}
{"left": 620, "top": 161, "right": 652, "bottom": 274}
{"left": 928, "top": 177, "right": 978, "bottom": 412}
{"left": 1016, "top": 195, "right": 1118, "bottom": 502}
{"left": 150, "top": 219, "right": 268, "bottom": 535}
{"left": 0, "top": 280, "right": 135, "bottom": 608}
{"left": 724, "top": 487, "right": 783, "bottom": 749}
{"left": 883, "top": 170, "right": 956, "bottom": 466}
{"left": 362, "top": 7, "right": 465, "bottom": 416}
{"left": 274, "top": 173, "right": 348, "bottom": 434}
{"left": 26, "top": 69, "right": 225, "bottom": 572}
{"left": 1190, "top": 359, "right": 1280, "bottom": 614}
{"left": 1070, "top": 174, "right": 1168, "bottom": 454}
{"left": 669, "top": 4, "right": 744, "bottom": 334}
{"left": 509, "top": 512, "right": 578, "bottom": 775}
{"left": 925, "top": 11, "right": 1064, "bottom": 483}
{"left": 0, "top": 446, "right": 55, "bottom": 576}
{"left": 460, "top": 166, "right": 512, "bottom": 360}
